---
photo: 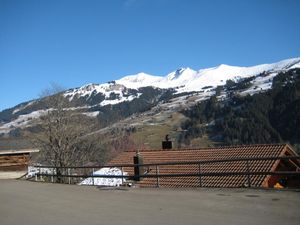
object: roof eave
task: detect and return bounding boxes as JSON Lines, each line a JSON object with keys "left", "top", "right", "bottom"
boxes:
{"left": 0, "top": 149, "right": 40, "bottom": 155}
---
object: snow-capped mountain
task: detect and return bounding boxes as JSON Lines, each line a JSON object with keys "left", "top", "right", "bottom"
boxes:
{"left": 118, "top": 57, "right": 300, "bottom": 91}
{"left": 1, "top": 57, "right": 300, "bottom": 136}
{"left": 64, "top": 57, "right": 300, "bottom": 100}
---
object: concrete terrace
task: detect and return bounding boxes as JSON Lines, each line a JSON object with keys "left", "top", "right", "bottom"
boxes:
{"left": 0, "top": 180, "right": 299, "bottom": 225}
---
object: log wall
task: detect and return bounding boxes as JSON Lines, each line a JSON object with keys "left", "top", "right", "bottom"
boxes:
{"left": 0, "top": 154, "right": 30, "bottom": 171}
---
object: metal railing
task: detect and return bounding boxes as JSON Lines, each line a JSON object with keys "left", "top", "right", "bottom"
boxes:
{"left": 30, "top": 156, "right": 300, "bottom": 188}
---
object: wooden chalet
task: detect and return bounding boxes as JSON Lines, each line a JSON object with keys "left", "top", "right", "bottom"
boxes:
{"left": 0, "top": 149, "right": 39, "bottom": 179}
{"left": 109, "top": 144, "right": 300, "bottom": 188}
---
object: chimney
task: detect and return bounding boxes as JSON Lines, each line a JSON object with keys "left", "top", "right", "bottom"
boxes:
{"left": 162, "top": 134, "right": 172, "bottom": 150}
{"left": 133, "top": 152, "right": 144, "bottom": 181}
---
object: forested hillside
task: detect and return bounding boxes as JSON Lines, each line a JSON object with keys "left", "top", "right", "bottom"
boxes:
{"left": 180, "top": 68, "right": 300, "bottom": 152}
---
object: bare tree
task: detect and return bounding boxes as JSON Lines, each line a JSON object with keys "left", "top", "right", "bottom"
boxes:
{"left": 31, "top": 84, "right": 106, "bottom": 182}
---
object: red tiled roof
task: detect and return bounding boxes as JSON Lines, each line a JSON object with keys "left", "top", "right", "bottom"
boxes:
{"left": 109, "top": 144, "right": 299, "bottom": 188}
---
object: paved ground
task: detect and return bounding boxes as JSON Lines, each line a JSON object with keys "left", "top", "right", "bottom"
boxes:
{"left": 0, "top": 180, "right": 299, "bottom": 225}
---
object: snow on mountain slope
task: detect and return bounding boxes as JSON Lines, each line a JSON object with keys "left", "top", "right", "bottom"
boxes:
{"left": 116, "top": 57, "right": 300, "bottom": 92}
{"left": 117, "top": 72, "right": 163, "bottom": 89}
{"left": 62, "top": 57, "right": 300, "bottom": 104}
{"left": 1, "top": 57, "right": 300, "bottom": 136}
{"left": 64, "top": 82, "right": 123, "bottom": 100}
{"left": 290, "top": 61, "right": 300, "bottom": 69}
{"left": 63, "top": 82, "right": 141, "bottom": 107}
{"left": 12, "top": 101, "right": 35, "bottom": 114}
{"left": 0, "top": 109, "right": 48, "bottom": 133}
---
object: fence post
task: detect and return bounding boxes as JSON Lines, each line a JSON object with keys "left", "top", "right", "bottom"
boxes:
{"left": 92, "top": 168, "right": 95, "bottom": 186}
{"left": 68, "top": 168, "right": 71, "bottom": 184}
{"left": 121, "top": 167, "right": 124, "bottom": 186}
{"left": 133, "top": 154, "right": 143, "bottom": 181}
{"left": 39, "top": 167, "right": 41, "bottom": 181}
{"left": 246, "top": 160, "right": 251, "bottom": 187}
{"left": 198, "top": 163, "right": 202, "bottom": 187}
{"left": 156, "top": 165, "right": 160, "bottom": 188}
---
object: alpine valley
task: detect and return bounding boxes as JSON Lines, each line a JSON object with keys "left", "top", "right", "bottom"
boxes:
{"left": 1, "top": 57, "right": 300, "bottom": 153}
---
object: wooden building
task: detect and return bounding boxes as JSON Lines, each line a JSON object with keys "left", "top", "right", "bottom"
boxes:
{"left": 0, "top": 149, "right": 39, "bottom": 179}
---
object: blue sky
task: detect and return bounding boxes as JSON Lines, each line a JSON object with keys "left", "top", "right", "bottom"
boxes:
{"left": 0, "top": 0, "right": 300, "bottom": 111}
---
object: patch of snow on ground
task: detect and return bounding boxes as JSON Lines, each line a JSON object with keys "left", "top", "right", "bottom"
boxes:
{"left": 27, "top": 165, "right": 55, "bottom": 178}
{"left": 79, "top": 167, "right": 127, "bottom": 186}
{"left": 83, "top": 111, "right": 100, "bottom": 117}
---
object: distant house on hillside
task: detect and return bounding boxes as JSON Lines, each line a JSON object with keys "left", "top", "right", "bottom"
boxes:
{"left": 109, "top": 144, "right": 300, "bottom": 188}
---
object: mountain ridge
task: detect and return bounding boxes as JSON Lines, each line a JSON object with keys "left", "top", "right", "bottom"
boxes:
{"left": 63, "top": 57, "right": 300, "bottom": 100}
{"left": 1, "top": 57, "right": 300, "bottom": 146}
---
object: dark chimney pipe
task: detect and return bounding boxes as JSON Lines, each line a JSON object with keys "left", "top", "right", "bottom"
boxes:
{"left": 162, "top": 134, "right": 172, "bottom": 149}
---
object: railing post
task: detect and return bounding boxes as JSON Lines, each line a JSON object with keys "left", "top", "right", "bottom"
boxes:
{"left": 198, "top": 163, "right": 202, "bottom": 187}
{"left": 39, "top": 167, "right": 41, "bottom": 181}
{"left": 92, "top": 168, "right": 95, "bottom": 186}
{"left": 246, "top": 160, "right": 251, "bottom": 187}
{"left": 68, "top": 168, "right": 71, "bottom": 184}
{"left": 133, "top": 154, "right": 143, "bottom": 181}
{"left": 156, "top": 165, "right": 160, "bottom": 188}
{"left": 121, "top": 167, "right": 124, "bottom": 186}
